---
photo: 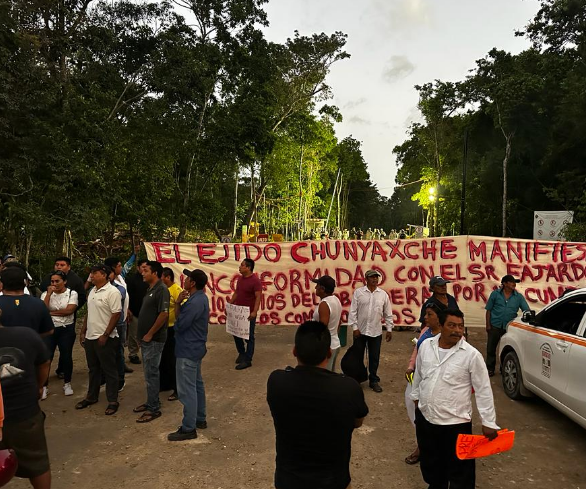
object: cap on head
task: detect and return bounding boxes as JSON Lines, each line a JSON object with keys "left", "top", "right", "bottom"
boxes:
{"left": 365, "top": 269, "right": 381, "bottom": 279}
{"left": 311, "top": 275, "right": 336, "bottom": 293}
{"left": 2, "top": 254, "right": 15, "bottom": 263}
{"left": 501, "top": 274, "right": 520, "bottom": 284}
{"left": 429, "top": 276, "right": 450, "bottom": 288}
{"left": 183, "top": 268, "right": 208, "bottom": 289}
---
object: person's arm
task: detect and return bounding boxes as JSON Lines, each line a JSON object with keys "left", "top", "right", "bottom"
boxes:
{"left": 51, "top": 304, "right": 77, "bottom": 316}
{"left": 143, "top": 311, "right": 169, "bottom": 342}
{"left": 36, "top": 360, "right": 51, "bottom": 399}
{"left": 143, "top": 286, "right": 170, "bottom": 342}
{"left": 317, "top": 301, "right": 330, "bottom": 326}
{"left": 485, "top": 311, "right": 492, "bottom": 332}
{"left": 121, "top": 251, "right": 137, "bottom": 279}
{"left": 406, "top": 327, "right": 428, "bottom": 374}
{"left": 84, "top": 274, "right": 92, "bottom": 291}
{"left": 249, "top": 289, "right": 261, "bottom": 320}
{"left": 98, "top": 289, "right": 122, "bottom": 346}
{"left": 519, "top": 294, "right": 530, "bottom": 313}
{"left": 80, "top": 313, "right": 88, "bottom": 346}
{"left": 42, "top": 289, "right": 52, "bottom": 308}
{"left": 382, "top": 293, "right": 393, "bottom": 342}
{"left": 175, "top": 290, "right": 189, "bottom": 323}
{"left": 485, "top": 292, "right": 495, "bottom": 332}
{"left": 98, "top": 312, "right": 121, "bottom": 347}
{"left": 39, "top": 303, "right": 55, "bottom": 337}
{"left": 470, "top": 351, "right": 500, "bottom": 438}
{"left": 409, "top": 343, "right": 425, "bottom": 407}
{"left": 348, "top": 291, "right": 360, "bottom": 337}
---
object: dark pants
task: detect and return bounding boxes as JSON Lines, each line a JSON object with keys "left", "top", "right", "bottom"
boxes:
{"left": 354, "top": 333, "right": 382, "bottom": 383}
{"left": 233, "top": 318, "right": 256, "bottom": 362}
{"left": 159, "top": 327, "right": 177, "bottom": 392}
{"left": 486, "top": 326, "right": 506, "bottom": 372}
{"left": 84, "top": 337, "right": 119, "bottom": 403}
{"left": 415, "top": 409, "right": 475, "bottom": 489}
{"left": 116, "top": 322, "right": 127, "bottom": 383}
{"left": 46, "top": 324, "right": 76, "bottom": 383}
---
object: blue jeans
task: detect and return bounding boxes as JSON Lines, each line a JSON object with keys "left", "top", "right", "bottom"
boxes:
{"left": 233, "top": 318, "right": 256, "bottom": 362}
{"left": 141, "top": 340, "right": 165, "bottom": 412}
{"left": 116, "top": 322, "right": 127, "bottom": 383}
{"left": 176, "top": 357, "right": 206, "bottom": 432}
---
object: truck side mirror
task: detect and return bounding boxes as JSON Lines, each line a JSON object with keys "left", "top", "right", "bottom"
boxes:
{"left": 522, "top": 310, "right": 535, "bottom": 324}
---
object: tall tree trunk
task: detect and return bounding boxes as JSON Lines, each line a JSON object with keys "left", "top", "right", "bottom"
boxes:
{"left": 232, "top": 167, "right": 239, "bottom": 238}
{"left": 502, "top": 133, "right": 513, "bottom": 237}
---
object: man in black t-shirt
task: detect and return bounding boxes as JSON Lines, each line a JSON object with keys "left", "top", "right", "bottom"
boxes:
{"left": 0, "top": 267, "right": 54, "bottom": 336}
{"left": 126, "top": 259, "right": 149, "bottom": 364}
{"left": 134, "top": 261, "right": 169, "bottom": 423}
{"left": 267, "top": 321, "right": 369, "bottom": 489}
{"left": 0, "top": 325, "right": 51, "bottom": 488}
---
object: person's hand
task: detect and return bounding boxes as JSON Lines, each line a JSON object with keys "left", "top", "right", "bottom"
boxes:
{"left": 485, "top": 324, "right": 492, "bottom": 333}
{"left": 353, "top": 329, "right": 361, "bottom": 339}
{"left": 385, "top": 331, "right": 393, "bottom": 342}
{"left": 482, "top": 426, "right": 498, "bottom": 440}
{"left": 178, "top": 290, "right": 189, "bottom": 303}
{"left": 127, "top": 309, "right": 133, "bottom": 323}
{"left": 79, "top": 333, "right": 86, "bottom": 347}
{"left": 248, "top": 311, "right": 257, "bottom": 320}
{"left": 47, "top": 285, "right": 55, "bottom": 295}
{"left": 98, "top": 334, "right": 108, "bottom": 347}
{"left": 143, "top": 333, "right": 152, "bottom": 343}
{"left": 405, "top": 368, "right": 414, "bottom": 382}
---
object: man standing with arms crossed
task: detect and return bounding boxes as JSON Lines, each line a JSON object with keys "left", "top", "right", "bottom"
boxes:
{"left": 167, "top": 268, "right": 209, "bottom": 441}
{"left": 348, "top": 269, "right": 393, "bottom": 393}
{"left": 134, "top": 261, "right": 169, "bottom": 423}
{"left": 485, "top": 274, "right": 529, "bottom": 377}
{"left": 227, "top": 258, "right": 262, "bottom": 371}
{"left": 411, "top": 308, "right": 499, "bottom": 489}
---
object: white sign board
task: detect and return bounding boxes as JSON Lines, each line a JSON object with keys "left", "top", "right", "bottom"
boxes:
{"left": 534, "top": 211, "right": 574, "bottom": 241}
{"left": 226, "top": 303, "right": 250, "bottom": 340}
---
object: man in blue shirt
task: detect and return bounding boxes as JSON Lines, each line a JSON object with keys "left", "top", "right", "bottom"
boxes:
{"left": 485, "top": 274, "right": 530, "bottom": 376}
{"left": 167, "top": 268, "right": 210, "bottom": 441}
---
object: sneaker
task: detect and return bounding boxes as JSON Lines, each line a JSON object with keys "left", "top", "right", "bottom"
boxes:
{"left": 235, "top": 353, "right": 246, "bottom": 364}
{"left": 369, "top": 382, "right": 383, "bottom": 393}
{"left": 167, "top": 427, "right": 197, "bottom": 442}
{"left": 196, "top": 420, "right": 207, "bottom": 430}
{"left": 118, "top": 381, "right": 126, "bottom": 392}
{"left": 129, "top": 355, "right": 141, "bottom": 365}
{"left": 235, "top": 361, "right": 252, "bottom": 370}
{"left": 41, "top": 386, "right": 48, "bottom": 400}
{"left": 63, "top": 383, "right": 74, "bottom": 396}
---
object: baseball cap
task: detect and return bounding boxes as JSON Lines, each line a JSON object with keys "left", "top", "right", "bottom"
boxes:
{"left": 183, "top": 268, "right": 208, "bottom": 287}
{"left": 429, "top": 276, "right": 450, "bottom": 287}
{"left": 501, "top": 274, "right": 521, "bottom": 284}
{"left": 311, "top": 275, "right": 336, "bottom": 293}
{"left": 90, "top": 264, "right": 111, "bottom": 275}
{"left": 365, "top": 269, "right": 381, "bottom": 278}
{"left": 1, "top": 254, "right": 15, "bottom": 263}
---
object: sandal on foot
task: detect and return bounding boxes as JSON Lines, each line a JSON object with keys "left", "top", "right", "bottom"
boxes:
{"left": 405, "top": 453, "right": 420, "bottom": 465}
{"left": 133, "top": 403, "right": 148, "bottom": 413}
{"left": 136, "top": 411, "right": 162, "bottom": 423}
{"left": 105, "top": 403, "right": 119, "bottom": 416}
{"left": 167, "top": 393, "right": 178, "bottom": 401}
{"left": 75, "top": 399, "right": 98, "bottom": 410}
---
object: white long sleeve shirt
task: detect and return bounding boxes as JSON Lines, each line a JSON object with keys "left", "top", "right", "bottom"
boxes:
{"left": 410, "top": 335, "right": 499, "bottom": 429}
{"left": 348, "top": 286, "right": 394, "bottom": 337}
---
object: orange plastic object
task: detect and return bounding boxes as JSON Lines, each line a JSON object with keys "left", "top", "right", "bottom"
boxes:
{"left": 456, "top": 429, "right": 515, "bottom": 460}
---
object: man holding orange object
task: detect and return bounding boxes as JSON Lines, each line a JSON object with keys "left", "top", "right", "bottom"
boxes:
{"left": 410, "top": 308, "right": 499, "bottom": 489}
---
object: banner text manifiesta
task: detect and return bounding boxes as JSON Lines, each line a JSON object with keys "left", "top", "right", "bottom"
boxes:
{"left": 145, "top": 236, "right": 586, "bottom": 327}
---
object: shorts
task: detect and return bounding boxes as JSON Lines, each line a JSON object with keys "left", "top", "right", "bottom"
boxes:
{"left": 0, "top": 410, "right": 50, "bottom": 478}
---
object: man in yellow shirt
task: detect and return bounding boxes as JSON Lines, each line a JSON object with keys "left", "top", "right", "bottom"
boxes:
{"left": 160, "top": 268, "right": 183, "bottom": 401}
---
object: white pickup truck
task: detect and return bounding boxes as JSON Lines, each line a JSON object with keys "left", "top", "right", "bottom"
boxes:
{"left": 498, "top": 288, "right": 586, "bottom": 429}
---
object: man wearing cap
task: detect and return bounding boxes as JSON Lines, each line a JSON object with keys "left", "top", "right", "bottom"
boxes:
{"left": 485, "top": 275, "right": 529, "bottom": 376}
{"left": 347, "top": 269, "right": 393, "bottom": 393}
{"left": 167, "top": 268, "right": 210, "bottom": 441}
{"left": 76, "top": 265, "right": 122, "bottom": 415}
{"left": 312, "top": 275, "right": 342, "bottom": 371}
{"left": 418, "top": 276, "right": 459, "bottom": 329}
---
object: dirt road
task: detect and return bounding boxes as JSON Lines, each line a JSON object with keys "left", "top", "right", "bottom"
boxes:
{"left": 8, "top": 327, "right": 586, "bottom": 489}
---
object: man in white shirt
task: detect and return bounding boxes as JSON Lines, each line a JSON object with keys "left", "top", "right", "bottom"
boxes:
{"left": 348, "top": 269, "right": 393, "bottom": 393}
{"left": 410, "top": 308, "right": 499, "bottom": 489}
{"left": 76, "top": 264, "right": 122, "bottom": 416}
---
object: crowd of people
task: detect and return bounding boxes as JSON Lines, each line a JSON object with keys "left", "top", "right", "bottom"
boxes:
{"left": 0, "top": 250, "right": 529, "bottom": 489}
